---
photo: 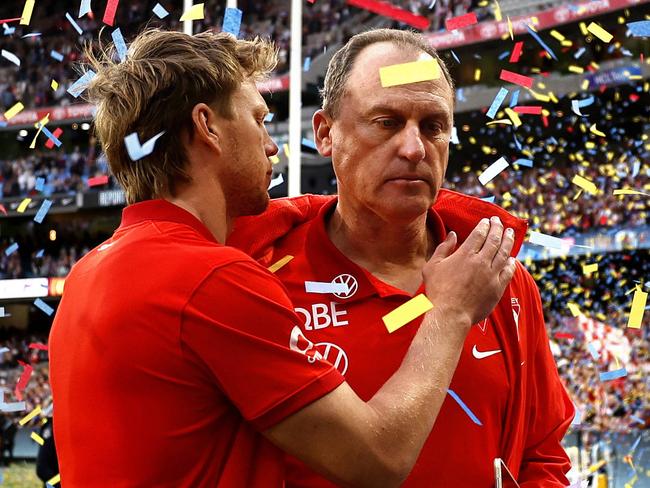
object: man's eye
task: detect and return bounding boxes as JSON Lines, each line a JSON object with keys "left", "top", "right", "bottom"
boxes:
{"left": 378, "top": 119, "right": 397, "bottom": 128}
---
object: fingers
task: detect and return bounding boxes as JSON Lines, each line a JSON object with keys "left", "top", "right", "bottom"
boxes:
{"left": 478, "top": 216, "right": 504, "bottom": 262}
{"left": 427, "top": 231, "right": 457, "bottom": 266}
{"left": 491, "top": 227, "right": 515, "bottom": 270}
{"left": 499, "top": 257, "right": 517, "bottom": 286}
{"left": 461, "top": 218, "right": 490, "bottom": 254}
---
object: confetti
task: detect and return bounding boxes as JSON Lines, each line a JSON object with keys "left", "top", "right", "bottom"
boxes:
{"left": 301, "top": 138, "right": 317, "bottom": 150}
{"left": 447, "top": 389, "right": 482, "bottom": 426}
{"left": 303, "top": 56, "right": 311, "bottom": 71}
{"left": 4, "top": 101, "right": 24, "bottom": 120}
{"left": 17, "top": 198, "right": 31, "bottom": 213}
{"left": 499, "top": 69, "right": 534, "bottom": 89}
{"left": 513, "top": 158, "right": 533, "bottom": 168}
{"left": 15, "top": 361, "right": 33, "bottom": 401}
{"left": 383, "top": 294, "right": 433, "bottom": 333}
{"left": 264, "top": 113, "right": 274, "bottom": 123}
{"left": 34, "top": 298, "right": 54, "bottom": 316}
{"left": 4, "top": 243, "right": 18, "bottom": 256}
{"left": 28, "top": 343, "right": 48, "bottom": 351}
{"left": 1, "top": 50, "right": 20, "bottom": 67}
{"left": 509, "top": 90, "right": 519, "bottom": 107}
{"left": 180, "top": 3, "right": 204, "bottom": 21}
{"left": 88, "top": 175, "right": 109, "bottom": 187}
{"left": 379, "top": 59, "right": 440, "bottom": 88}
{"left": 582, "top": 263, "right": 598, "bottom": 275}
{"left": 30, "top": 432, "right": 44, "bottom": 446}
{"left": 33, "top": 199, "right": 52, "bottom": 224}
{"left": 45, "top": 128, "right": 63, "bottom": 149}
{"left": 19, "top": 406, "right": 41, "bottom": 426}
{"left": 79, "top": 0, "right": 91, "bottom": 17}
{"left": 509, "top": 41, "right": 523, "bottom": 63}
{"left": 478, "top": 157, "right": 509, "bottom": 185}
{"left": 567, "top": 302, "right": 581, "bottom": 317}
{"left": 572, "top": 175, "right": 598, "bottom": 195}
{"left": 20, "top": 0, "right": 35, "bottom": 25}
{"left": 65, "top": 12, "right": 83, "bottom": 35}
{"left": 222, "top": 7, "right": 242, "bottom": 37}
{"left": 627, "top": 20, "right": 650, "bottom": 37}
{"left": 599, "top": 368, "right": 627, "bottom": 381}
{"left": 613, "top": 189, "right": 650, "bottom": 197}
{"left": 50, "top": 50, "right": 64, "bottom": 62}
{"left": 35, "top": 177, "right": 45, "bottom": 191}
{"left": 526, "top": 25, "right": 558, "bottom": 61}
{"left": 627, "top": 286, "right": 647, "bottom": 329}
{"left": 571, "top": 96, "right": 594, "bottom": 116}
{"left": 124, "top": 131, "right": 165, "bottom": 161}
{"left": 112, "top": 28, "right": 127, "bottom": 62}
{"left": 35, "top": 249, "right": 44, "bottom": 258}
{"left": 445, "top": 12, "right": 477, "bottom": 31}
{"left": 486, "top": 87, "right": 509, "bottom": 120}
{"left": 268, "top": 173, "right": 283, "bottom": 190}
{"left": 268, "top": 255, "right": 293, "bottom": 273}
{"left": 587, "top": 343, "right": 600, "bottom": 360}
{"left": 103, "top": 0, "right": 119, "bottom": 26}
{"left": 589, "top": 124, "right": 606, "bottom": 137}
{"left": 528, "top": 231, "right": 569, "bottom": 251}
{"left": 152, "top": 3, "right": 169, "bottom": 19}
{"left": 513, "top": 106, "right": 542, "bottom": 115}
{"left": 587, "top": 22, "right": 613, "bottom": 43}
{"left": 345, "top": 0, "right": 429, "bottom": 30}
{"left": 51, "top": 79, "right": 58, "bottom": 90}
{"left": 47, "top": 474, "right": 61, "bottom": 486}
{"left": 305, "top": 281, "right": 349, "bottom": 294}
{"left": 67, "top": 70, "right": 96, "bottom": 98}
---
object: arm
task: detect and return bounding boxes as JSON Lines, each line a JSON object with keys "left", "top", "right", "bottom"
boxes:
{"left": 517, "top": 266, "right": 575, "bottom": 487}
{"left": 265, "top": 217, "right": 519, "bottom": 487}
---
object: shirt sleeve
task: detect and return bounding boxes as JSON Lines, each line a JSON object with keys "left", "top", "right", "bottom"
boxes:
{"left": 180, "top": 258, "right": 345, "bottom": 431}
{"left": 518, "top": 265, "right": 575, "bottom": 487}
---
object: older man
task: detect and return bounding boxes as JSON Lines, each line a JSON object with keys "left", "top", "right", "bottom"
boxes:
{"left": 229, "top": 28, "right": 574, "bottom": 487}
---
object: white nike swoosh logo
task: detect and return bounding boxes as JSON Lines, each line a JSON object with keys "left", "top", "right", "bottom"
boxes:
{"left": 472, "top": 345, "right": 502, "bottom": 359}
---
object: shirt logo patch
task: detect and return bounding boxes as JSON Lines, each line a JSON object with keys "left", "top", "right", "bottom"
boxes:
{"left": 315, "top": 342, "right": 349, "bottom": 375}
{"left": 332, "top": 274, "right": 358, "bottom": 299}
{"left": 511, "top": 297, "right": 521, "bottom": 340}
{"left": 471, "top": 345, "right": 502, "bottom": 360}
{"left": 289, "top": 326, "right": 323, "bottom": 364}
{"left": 476, "top": 318, "right": 488, "bottom": 334}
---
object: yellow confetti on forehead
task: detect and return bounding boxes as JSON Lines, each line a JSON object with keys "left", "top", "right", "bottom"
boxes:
{"left": 379, "top": 58, "right": 441, "bottom": 88}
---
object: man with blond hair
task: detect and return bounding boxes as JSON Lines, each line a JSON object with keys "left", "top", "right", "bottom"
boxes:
{"left": 49, "top": 29, "right": 517, "bottom": 487}
{"left": 229, "top": 28, "right": 574, "bottom": 487}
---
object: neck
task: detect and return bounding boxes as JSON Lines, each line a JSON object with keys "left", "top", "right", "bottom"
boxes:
{"left": 327, "top": 197, "right": 435, "bottom": 273}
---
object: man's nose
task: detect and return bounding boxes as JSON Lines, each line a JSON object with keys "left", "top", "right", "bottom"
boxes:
{"left": 265, "top": 133, "right": 279, "bottom": 158}
{"left": 397, "top": 125, "right": 425, "bottom": 163}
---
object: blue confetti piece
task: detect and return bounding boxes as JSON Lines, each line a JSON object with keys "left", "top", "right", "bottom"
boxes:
{"left": 264, "top": 113, "right": 274, "bottom": 123}
{"left": 35, "top": 177, "right": 45, "bottom": 192}
{"left": 35, "top": 249, "right": 44, "bottom": 258}
{"left": 67, "top": 70, "right": 96, "bottom": 98}
{"left": 79, "top": 0, "right": 91, "bottom": 17}
{"left": 587, "top": 343, "right": 600, "bottom": 360}
{"left": 152, "top": 3, "right": 169, "bottom": 19}
{"left": 631, "top": 415, "right": 644, "bottom": 425}
{"left": 456, "top": 88, "right": 465, "bottom": 102}
{"left": 628, "top": 20, "right": 650, "bottom": 37}
{"left": 65, "top": 12, "right": 83, "bottom": 36}
{"left": 4, "top": 243, "right": 18, "bottom": 256}
{"left": 21, "top": 33, "right": 41, "bottom": 38}
{"left": 450, "top": 50, "right": 461, "bottom": 64}
{"left": 631, "top": 435, "right": 642, "bottom": 452}
{"left": 509, "top": 89, "right": 519, "bottom": 108}
{"left": 34, "top": 299, "right": 54, "bottom": 316}
{"left": 599, "top": 368, "right": 627, "bottom": 382}
{"left": 301, "top": 138, "right": 317, "bottom": 150}
{"left": 112, "top": 28, "right": 127, "bottom": 62}
{"left": 526, "top": 25, "right": 558, "bottom": 61}
{"left": 303, "top": 56, "right": 311, "bottom": 71}
{"left": 124, "top": 131, "right": 165, "bottom": 161}
{"left": 486, "top": 87, "right": 509, "bottom": 119}
{"left": 481, "top": 196, "right": 496, "bottom": 203}
{"left": 513, "top": 134, "right": 522, "bottom": 151}
{"left": 3, "top": 26, "right": 15, "bottom": 35}
{"left": 222, "top": 8, "right": 242, "bottom": 37}
{"left": 33, "top": 199, "right": 52, "bottom": 224}
{"left": 497, "top": 50, "right": 510, "bottom": 60}
{"left": 447, "top": 389, "right": 482, "bottom": 426}
{"left": 50, "top": 50, "right": 64, "bottom": 62}
{"left": 574, "top": 47, "right": 586, "bottom": 59}
{"left": 39, "top": 125, "right": 62, "bottom": 147}
{"left": 514, "top": 158, "right": 533, "bottom": 168}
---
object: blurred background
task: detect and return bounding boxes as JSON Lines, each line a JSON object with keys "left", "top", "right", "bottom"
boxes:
{"left": 0, "top": 0, "right": 647, "bottom": 486}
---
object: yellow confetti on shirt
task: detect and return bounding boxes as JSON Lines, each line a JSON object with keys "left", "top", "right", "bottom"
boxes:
{"left": 268, "top": 255, "right": 293, "bottom": 273}
{"left": 587, "top": 22, "right": 613, "bottom": 43}
{"left": 383, "top": 294, "right": 433, "bottom": 333}
{"left": 379, "top": 59, "right": 440, "bottom": 88}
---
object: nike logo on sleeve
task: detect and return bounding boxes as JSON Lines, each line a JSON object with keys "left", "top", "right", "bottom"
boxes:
{"left": 472, "top": 345, "right": 502, "bottom": 359}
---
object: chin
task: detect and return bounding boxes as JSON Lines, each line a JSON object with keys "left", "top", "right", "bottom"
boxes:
{"left": 238, "top": 191, "right": 270, "bottom": 217}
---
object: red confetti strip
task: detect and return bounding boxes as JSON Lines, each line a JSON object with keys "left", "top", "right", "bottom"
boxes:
{"left": 103, "top": 0, "right": 119, "bottom": 26}
{"left": 0, "top": 205, "right": 6, "bottom": 216}
{"left": 513, "top": 106, "right": 543, "bottom": 115}
{"left": 45, "top": 128, "right": 63, "bottom": 149}
{"left": 499, "top": 69, "right": 534, "bottom": 89}
{"left": 345, "top": 0, "right": 429, "bottom": 30}
{"left": 28, "top": 343, "right": 48, "bottom": 351}
{"left": 88, "top": 175, "right": 109, "bottom": 187}
{"left": 445, "top": 12, "right": 477, "bottom": 31}
{"left": 510, "top": 41, "right": 524, "bottom": 63}
{"left": 555, "top": 332, "right": 575, "bottom": 340}
{"left": 14, "top": 361, "right": 33, "bottom": 402}
{"left": 0, "top": 18, "right": 22, "bottom": 23}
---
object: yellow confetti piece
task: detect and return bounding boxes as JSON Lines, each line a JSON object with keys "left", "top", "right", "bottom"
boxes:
{"left": 51, "top": 79, "right": 58, "bottom": 91}
{"left": 587, "top": 22, "right": 613, "bottom": 43}
{"left": 283, "top": 143, "right": 290, "bottom": 158}
{"left": 567, "top": 302, "right": 581, "bottom": 317}
{"left": 627, "top": 286, "right": 647, "bottom": 329}
{"left": 507, "top": 16, "right": 513, "bottom": 40}
{"left": 379, "top": 59, "right": 440, "bottom": 88}
{"left": 486, "top": 119, "right": 512, "bottom": 126}
{"left": 504, "top": 108, "right": 521, "bottom": 128}
{"left": 561, "top": 39, "right": 573, "bottom": 47}
{"left": 550, "top": 29, "right": 565, "bottom": 41}
{"left": 383, "top": 294, "right": 433, "bottom": 333}
{"left": 47, "top": 474, "right": 61, "bottom": 486}
{"left": 581, "top": 79, "right": 590, "bottom": 90}
{"left": 579, "top": 22, "right": 589, "bottom": 36}
{"left": 582, "top": 263, "right": 598, "bottom": 275}
{"left": 269, "top": 155, "right": 280, "bottom": 165}
{"left": 17, "top": 198, "right": 32, "bottom": 213}
{"left": 589, "top": 124, "right": 606, "bottom": 137}
{"left": 20, "top": 0, "right": 35, "bottom": 25}
{"left": 493, "top": 0, "right": 502, "bottom": 22}
{"left": 474, "top": 68, "right": 481, "bottom": 82}
{"left": 572, "top": 174, "right": 598, "bottom": 195}
{"left": 30, "top": 432, "right": 44, "bottom": 445}
{"left": 4, "top": 102, "right": 24, "bottom": 120}
{"left": 268, "top": 255, "right": 293, "bottom": 273}
{"left": 568, "top": 65, "right": 584, "bottom": 74}
{"left": 19, "top": 406, "right": 41, "bottom": 426}
{"left": 179, "top": 2, "right": 204, "bottom": 21}
{"left": 613, "top": 189, "right": 650, "bottom": 197}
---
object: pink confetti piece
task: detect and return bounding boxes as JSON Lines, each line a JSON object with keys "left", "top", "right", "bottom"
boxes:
{"left": 445, "top": 12, "right": 478, "bottom": 31}
{"left": 88, "top": 175, "right": 109, "bottom": 187}
{"left": 103, "top": 0, "right": 119, "bottom": 26}
{"left": 499, "top": 69, "right": 534, "bottom": 88}
{"left": 14, "top": 361, "right": 33, "bottom": 401}
{"left": 345, "top": 0, "right": 429, "bottom": 30}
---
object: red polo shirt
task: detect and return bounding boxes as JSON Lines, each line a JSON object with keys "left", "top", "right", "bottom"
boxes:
{"left": 49, "top": 199, "right": 344, "bottom": 488}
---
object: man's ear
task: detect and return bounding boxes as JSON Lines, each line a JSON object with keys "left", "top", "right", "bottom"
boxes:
{"left": 313, "top": 109, "right": 333, "bottom": 157}
{"left": 191, "top": 103, "right": 222, "bottom": 156}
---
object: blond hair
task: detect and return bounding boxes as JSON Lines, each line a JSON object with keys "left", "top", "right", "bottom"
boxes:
{"left": 321, "top": 29, "right": 455, "bottom": 118}
{"left": 84, "top": 29, "right": 277, "bottom": 204}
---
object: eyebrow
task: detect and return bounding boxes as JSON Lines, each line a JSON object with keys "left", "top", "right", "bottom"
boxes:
{"left": 364, "top": 105, "right": 451, "bottom": 119}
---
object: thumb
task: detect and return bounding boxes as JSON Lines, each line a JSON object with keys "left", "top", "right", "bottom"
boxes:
{"left": 429, "top": 231, "right": 457, "bottom": 264}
